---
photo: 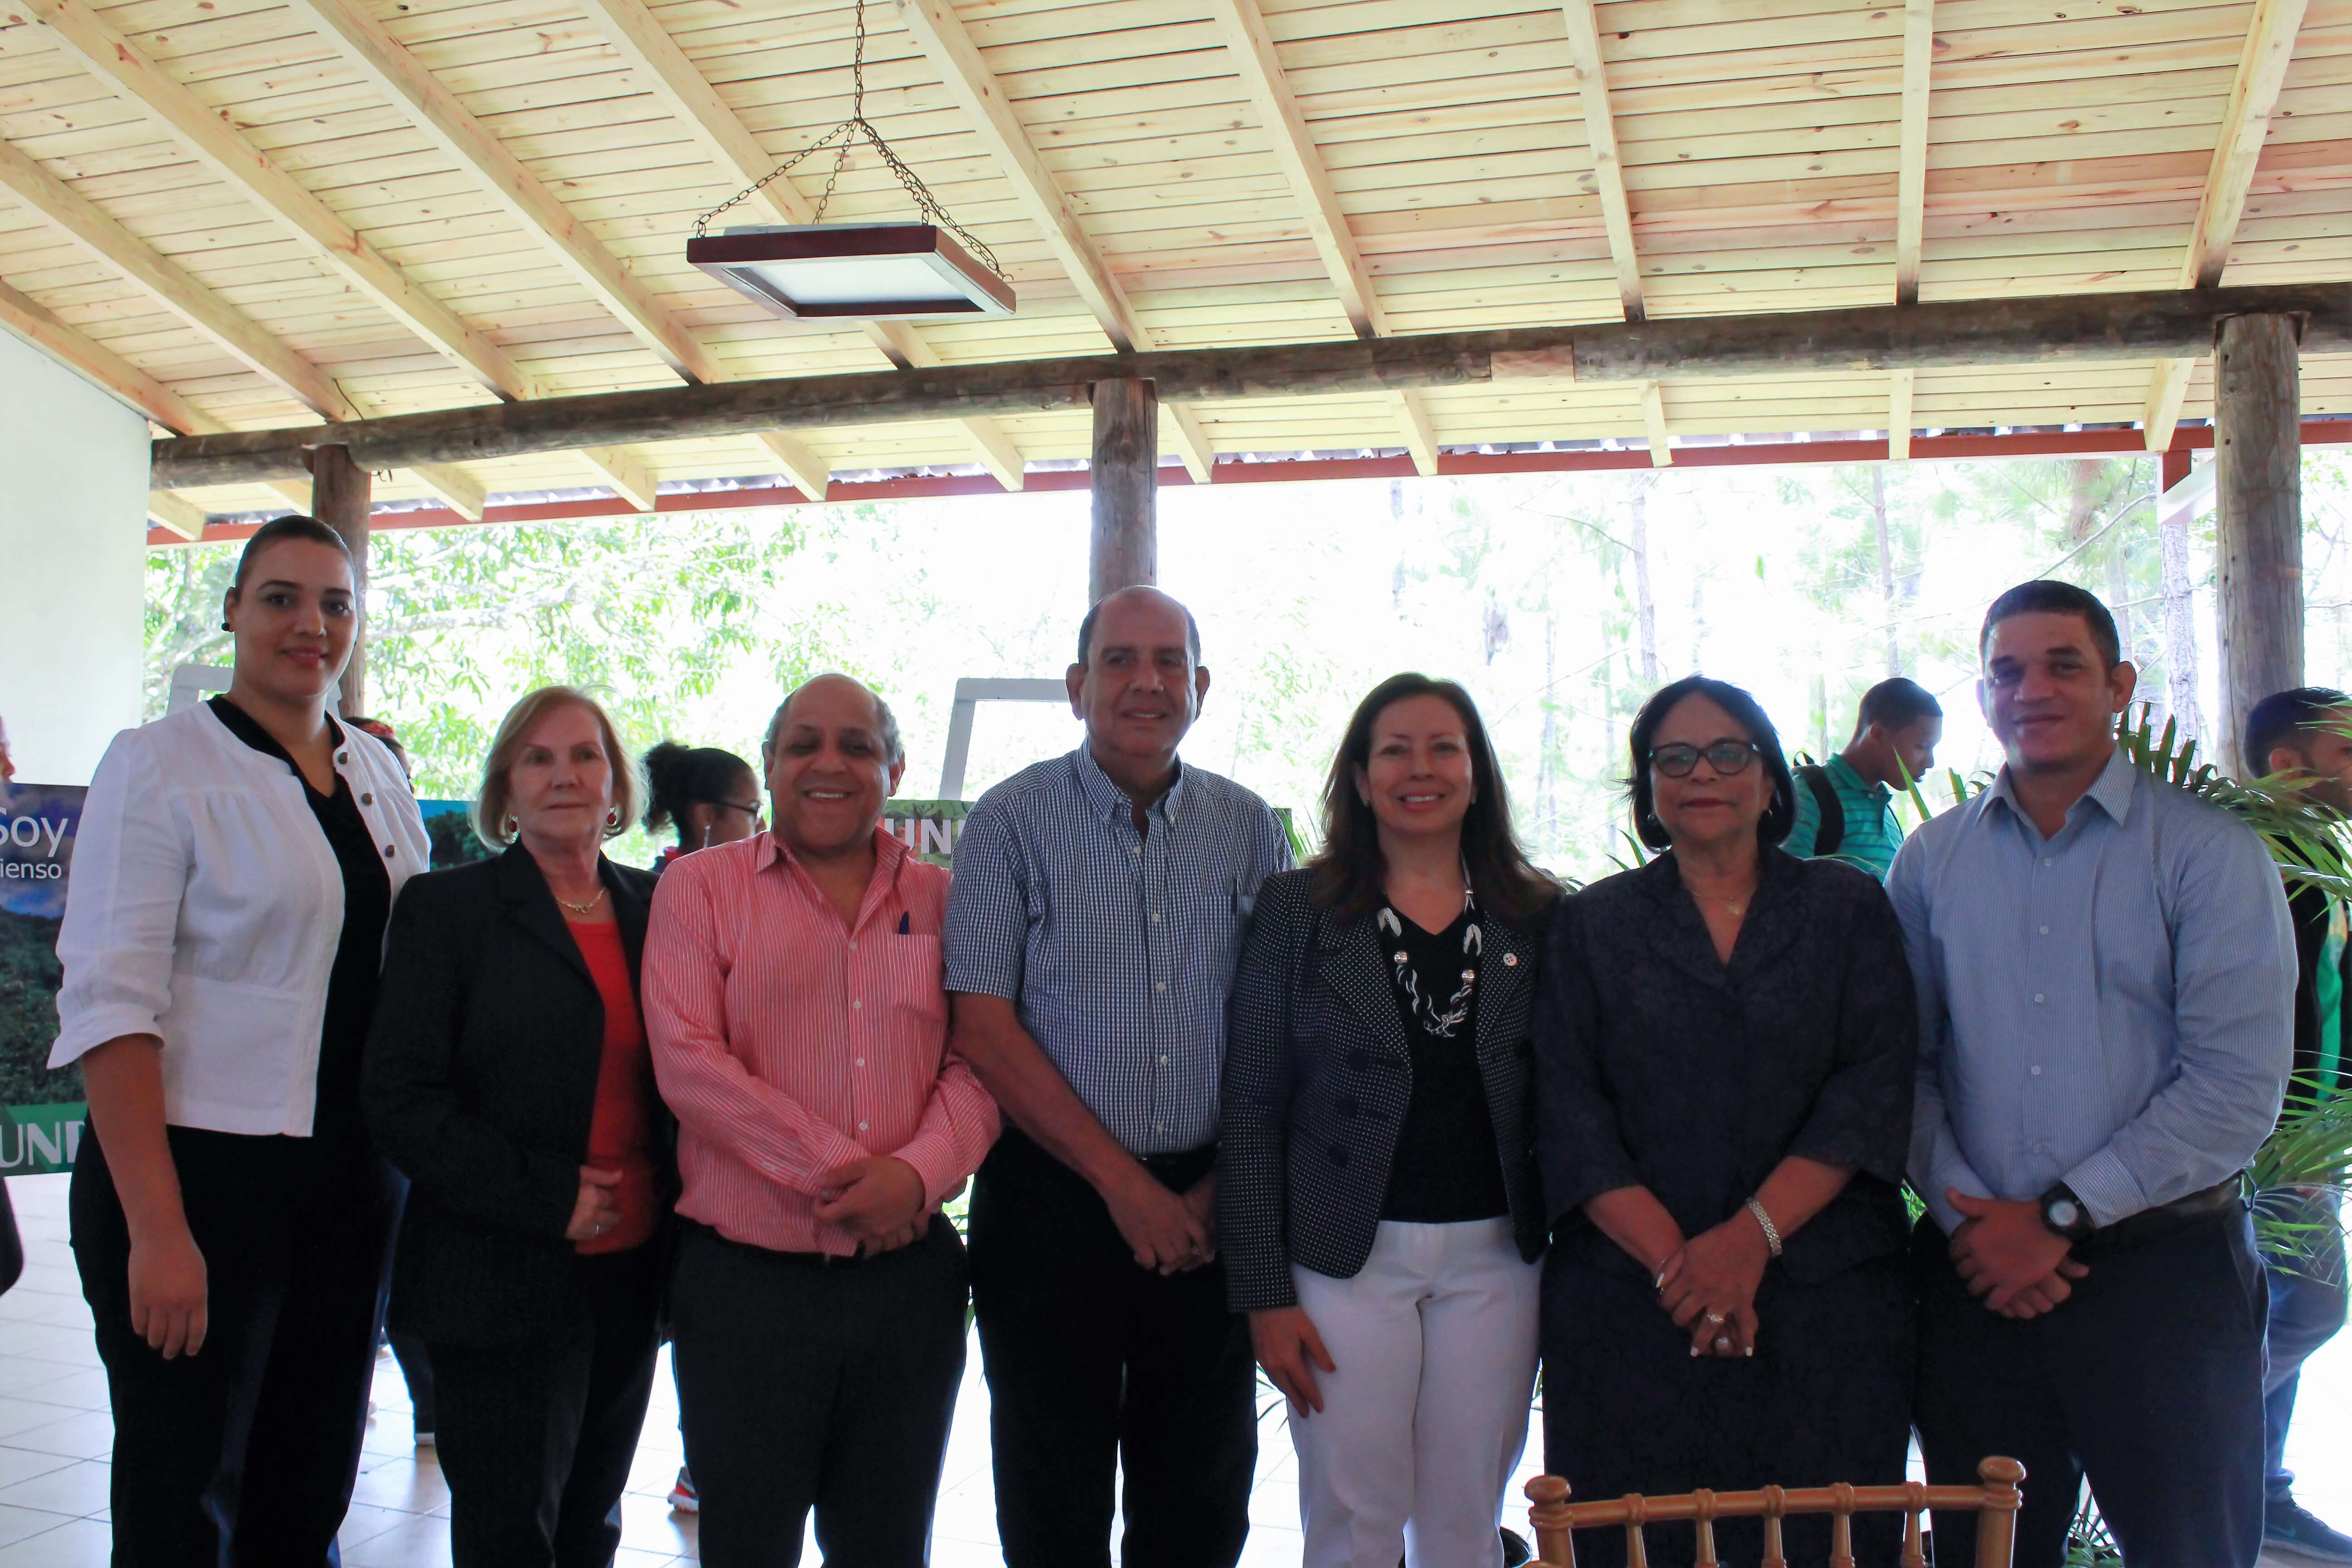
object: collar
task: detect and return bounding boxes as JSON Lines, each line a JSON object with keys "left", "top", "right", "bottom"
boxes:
{"left": 1985, "top": 744, "right": 2138, "bottom": 831}
{"left": 1074, "top": 743, "right": 1186, "bottom": 828}
{"left": 1827, "top": 753, "right": 1890, "bottom": 802}
{"left": 755, "top": 821, "right": 909, "bottom": 882}
{"left": 207, "top": 694, "right": 346, "bottom": 782}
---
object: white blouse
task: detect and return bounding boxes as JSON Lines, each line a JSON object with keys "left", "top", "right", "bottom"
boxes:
{"left": 52, "top": 702, "right": 429, "bottom": 1137}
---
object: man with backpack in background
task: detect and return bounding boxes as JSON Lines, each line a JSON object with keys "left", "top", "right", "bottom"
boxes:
{"left": 1784, "top": 677, "right": 1944, "bottom": 878}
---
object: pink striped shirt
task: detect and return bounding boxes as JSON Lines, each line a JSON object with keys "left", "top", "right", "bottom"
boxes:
{"left": 642, "top": 826, "right": 1000, "bottom": 1254}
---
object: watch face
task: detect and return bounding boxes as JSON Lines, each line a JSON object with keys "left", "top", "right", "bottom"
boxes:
{"left": 2048, "top": 1199, "right": 2081, "bottom": 1229}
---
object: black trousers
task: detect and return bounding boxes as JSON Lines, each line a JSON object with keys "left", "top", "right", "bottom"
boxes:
{"left": 671, "top": 1215, "right": 969, "bottom": 1568}
{"left": 1913, "top": 1206, "right": 2269, "bottom": 1568}
{"left": 71, "top": 1127, "right": 400, "bottom": 1568}
{"left": 426, "top": 1244, "right": 662, "bottom": 1568}
{"left": 969, "top": 1130, "right": 1256, "bottom": 1568}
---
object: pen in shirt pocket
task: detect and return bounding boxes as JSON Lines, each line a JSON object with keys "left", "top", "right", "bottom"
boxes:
{"left": 898, "top": 911, "right": 911, "bottom": 935}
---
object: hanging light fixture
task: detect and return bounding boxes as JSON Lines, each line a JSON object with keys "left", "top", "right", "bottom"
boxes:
{"left": 687, "top": 0, "right": 1014, "bottom": 321}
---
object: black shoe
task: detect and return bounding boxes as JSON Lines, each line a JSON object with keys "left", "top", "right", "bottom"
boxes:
{"left": 2269, "top": 1499, "right": 2352, "bottom": 1564}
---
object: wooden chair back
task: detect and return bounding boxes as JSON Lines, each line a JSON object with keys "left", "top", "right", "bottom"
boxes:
{"left": 1523, "top": 1455, "right": 2025, "bottom": 1568}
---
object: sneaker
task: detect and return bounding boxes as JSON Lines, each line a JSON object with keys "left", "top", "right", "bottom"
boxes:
{"left": 668, "top": 1468, "right": 699, "bottom": 1514}
{"left": 2269, "top": 1499, "right": 2352, "bottom": 1564}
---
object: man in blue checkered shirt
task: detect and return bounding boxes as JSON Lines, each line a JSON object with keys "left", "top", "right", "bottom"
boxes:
{"left": 945, "top": 586, "right": 1292, "bottom": 1568}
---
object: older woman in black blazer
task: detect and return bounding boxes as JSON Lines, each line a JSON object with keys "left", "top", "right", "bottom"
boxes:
{"left": 1221, "top": 674, "right": 1558, "bottom": 1568}
{"left": 364, "top": 686, "right": 670, "bottom": 1568}
{"left": 1534, "top": 675, "right": 1916, "bottom": 1568}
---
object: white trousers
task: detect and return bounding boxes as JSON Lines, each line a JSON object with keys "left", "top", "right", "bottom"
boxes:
{"left": 1288, "top": 1218, "right": 1542, "bottom": 1568}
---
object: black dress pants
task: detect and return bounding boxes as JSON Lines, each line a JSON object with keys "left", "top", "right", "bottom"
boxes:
{"left": 72, "top": 1127, "right": 400, "bottom": 1568}
{"left": 969, "top": 1130, "right": 1257, "bottom": 1568}
{"left": 426, "top": 1244, "right": 662, "bottom": 1568}
{"left": 671, "top": 1215, "right": 969, "bottom": 1568}
{"left": 1913, "top": 1206, "right": 2269, "bottom": 1568}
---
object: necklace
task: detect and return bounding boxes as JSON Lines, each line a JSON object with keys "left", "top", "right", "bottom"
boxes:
{"left": 1378, "top": 890, "right": 1481, "bottom": 1040}
{"left": 556, "top": 885, "right": 608, "bottom": 917}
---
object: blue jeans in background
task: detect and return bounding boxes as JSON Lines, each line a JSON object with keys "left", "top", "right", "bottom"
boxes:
{"left": 2263, "top": 1190, "right": 2349, "bottom": 1504}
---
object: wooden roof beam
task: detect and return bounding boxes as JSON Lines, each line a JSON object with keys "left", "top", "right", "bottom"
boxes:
{"left": 895, "top": 0, "right": 1214, "bottom": 482}
{"left": 280, "top": 0, "right": 719, "bottom": 387}
{"left": 1205, "top": 0, "right": 1430, "bottom": 470}
{"left": 2143, "top": 0, "right": 2310, "bottom": 451}
{"left": 21, "top": 0, "right": 531, "bottom": 404}
{"left": 1890, "top": 369, "right": 1916, "bottom": 461}
{"left": 1894, "top": 0, "right": 1935, "bottom": 306}
{"left": 1639, "top": 382, "right": 1671, "bottom": 467}
{"left": 2, "top": 273, "right": 216, "bottom": 434}
{"left": 152, "top": 284, "right": 2352, "bottom": 490}
{"left": 1559, "top": 1, "right": 1644, "bottom": 324}
{"left": 146, "top": 490, "right": 207, "bottom": 542}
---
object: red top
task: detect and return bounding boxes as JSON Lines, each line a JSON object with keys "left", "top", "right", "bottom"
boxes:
{"left": 569, "top": 917, "right": 660, "bottom": 1255}
{"left": 641, "top": 827, "right": 1000, "bottom": 1255}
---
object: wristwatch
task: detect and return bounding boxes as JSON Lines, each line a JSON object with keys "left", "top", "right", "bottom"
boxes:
{"left": 2038, "top": 1182, "right": 2096, "bottom": 1244}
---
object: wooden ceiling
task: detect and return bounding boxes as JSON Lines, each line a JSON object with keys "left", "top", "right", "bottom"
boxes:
{"left": 1, "top": 0, "right": 2347, "bottom": 535}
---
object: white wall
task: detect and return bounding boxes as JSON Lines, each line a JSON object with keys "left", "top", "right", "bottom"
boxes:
{"left": 0, "top": 329, "right": 150, "bottom": 787}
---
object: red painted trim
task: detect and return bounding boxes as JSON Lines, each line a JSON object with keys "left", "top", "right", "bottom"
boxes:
{"left": 152, "top": 419, "right": 2352, "bottom": 547}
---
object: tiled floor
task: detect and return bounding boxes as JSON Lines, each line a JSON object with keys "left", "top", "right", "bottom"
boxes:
{"left": 0, "top": 1170, "right": 2342, "bottom": 1566}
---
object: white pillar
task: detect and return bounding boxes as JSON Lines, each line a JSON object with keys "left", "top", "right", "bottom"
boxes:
{"left": 0, "top": 329, "right": 151, "bottom": 785}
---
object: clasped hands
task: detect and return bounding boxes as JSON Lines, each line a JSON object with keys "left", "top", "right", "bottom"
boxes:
{"left": 1945, "top": 1188, "right": 2088, "bottom": 1319}
{"left": 814, "top": 1155, "right": 932, "bottom": 1254}
{"left": 1655, "top": 1210, "right": 1771, "bottom": 1359}
{"left": 1102, "top": 1165, "right": 1219, "bottom": 1276}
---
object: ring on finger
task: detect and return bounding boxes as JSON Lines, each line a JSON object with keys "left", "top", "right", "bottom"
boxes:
{"left": 1704, "top": 1311, "right": 1725, "bottom": 1326}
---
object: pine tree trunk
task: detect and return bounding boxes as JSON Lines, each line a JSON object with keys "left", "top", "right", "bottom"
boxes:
{"left": 1872, "top": 466, "right": 1899, "bottom": 674}
{"left": 2161, "top": 509, "right": 2205, "bottom": 741}
{"left": 1630, "top": 475, "right": 1659, "bottom": 685}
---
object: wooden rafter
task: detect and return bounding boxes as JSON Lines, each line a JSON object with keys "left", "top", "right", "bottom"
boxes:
{"left": 1558, "top": 1, "right": 1644, "bottom": 324}
{"left": 1205, "top": 0, "right": 1436, "bottom": 473}
{"left": 146, "top": 491, "right": 207, "bottom": 542}
{"left": 0, "top": 142, "right": 485, "bottom": 519}
{"left": 1889, "top": 370, "right": 1917, "bottom": 461}
{"left": 2142, "top": 0, "right": 2311, "bottom": 452}
{"left": 571, "top": 0, "right": 1021, "bottom": 492}
{"left": 1894, "top": 0, "right": 1935, "bottom": 306}
{"left": 1639, "top": 382, "right": 1671, "bottom": 468}
{"left": 894, "top": 0, "right": 1215, "bottom": 484}
{"left": 21, "top": 0, "right": 528, "bottom": 403}
{"left": 154, "top": 281, "right": 2352, "bottom": 491}
{"left": 3, "top": 274, "right": 215, "bottom": 435}
{"left": 281, "top": 0, "right": 717, "bottom": 387}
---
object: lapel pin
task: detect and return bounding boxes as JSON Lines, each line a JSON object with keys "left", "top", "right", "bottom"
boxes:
{"left": 1503, "top": 952, "right": 1519, "bottom": 967}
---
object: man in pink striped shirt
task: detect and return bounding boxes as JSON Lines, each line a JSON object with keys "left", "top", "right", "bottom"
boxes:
{"left": 642, "top": 672, "right": 1000, "bottom": 1568}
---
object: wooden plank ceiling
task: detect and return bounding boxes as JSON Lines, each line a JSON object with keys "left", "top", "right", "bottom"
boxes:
{"left": 0, "top": 0, "right": 2348, "bottom": 526}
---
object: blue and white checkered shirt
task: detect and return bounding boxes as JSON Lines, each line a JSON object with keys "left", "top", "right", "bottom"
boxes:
{"left": 943, "top": 745, "right": 1293, "bottom": 1156}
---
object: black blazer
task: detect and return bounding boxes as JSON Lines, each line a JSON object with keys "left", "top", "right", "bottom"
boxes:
{"left": 363, "top": 846, "right": 668, "bottom": 1347}
{"left": 1219, "top": 868, "right": 1548, "bottom": 1313}
{"left": 1534, "top": 849, "right": 1917, "bottom": 1286}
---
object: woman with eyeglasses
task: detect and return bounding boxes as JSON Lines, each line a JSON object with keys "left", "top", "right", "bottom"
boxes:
{"left": 643, "top": 741, "right": 761, "bottom": 875}
{"left": 1531, "top": 675, "right": 1917, "bottom": 1568}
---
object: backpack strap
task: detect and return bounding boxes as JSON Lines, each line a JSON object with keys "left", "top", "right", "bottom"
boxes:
{"left": 1795, "top": 764, "right": 1844, "bottom": 855}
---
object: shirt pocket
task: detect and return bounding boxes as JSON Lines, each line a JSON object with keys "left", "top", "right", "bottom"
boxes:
{"left": 158, "top": 975, "right": 306, "bottom": 1122}
{"left": 878, "top": 933, "right": 949, "bottom": 1037}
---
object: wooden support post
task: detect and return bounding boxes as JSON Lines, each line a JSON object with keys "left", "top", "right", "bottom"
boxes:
{"left": 2214, "top": 313, "right": 2302, "bottom": 779}
{"left": 309, "top": 444, "right": 372, "bottom": 717}
{"left": 1089, "top": 378, "right": 1158, "bottom": 604}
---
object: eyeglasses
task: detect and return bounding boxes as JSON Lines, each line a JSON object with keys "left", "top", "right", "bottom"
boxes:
{"left": 714, "top": 799, "right": 763, "bottom": 818}
{"left": 1649, "top": 740, "right": 1761, "bottom": 778}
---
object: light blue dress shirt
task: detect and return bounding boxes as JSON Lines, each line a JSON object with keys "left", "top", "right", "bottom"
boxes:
{"left": 1886, "top": 746, "right": 2294, "bottom": 1235}
{"left": 942, "top": 745, "right": 1292, "bottom": 1156}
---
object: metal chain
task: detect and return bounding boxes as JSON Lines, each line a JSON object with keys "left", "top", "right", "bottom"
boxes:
{"left": 689, "top": 0, "right": 1005, "bottom": 283}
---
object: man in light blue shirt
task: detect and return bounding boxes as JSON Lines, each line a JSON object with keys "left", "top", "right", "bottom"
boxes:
{"left": 1887, "top": 579, "right": 2294, "bottom": 1568}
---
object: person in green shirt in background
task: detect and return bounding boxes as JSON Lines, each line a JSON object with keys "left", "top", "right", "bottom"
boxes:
{"left": 2244, "top": 686, "right": 2352, "bottom": 1566}
{"left": 1782, "top": 678, "right": 1944, "bottom": 880}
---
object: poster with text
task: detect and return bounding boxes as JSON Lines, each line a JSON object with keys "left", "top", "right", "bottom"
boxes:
{"left": 0, "top": 784, "right": 86, "bottom": 1174}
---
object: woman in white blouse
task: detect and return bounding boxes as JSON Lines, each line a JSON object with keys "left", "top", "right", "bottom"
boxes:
{"left": 52, "top": 514, "right": 428, "bottom": 1564}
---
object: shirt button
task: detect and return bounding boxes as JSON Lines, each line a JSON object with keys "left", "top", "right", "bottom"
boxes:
{"left": 2033, "top": 994, "right": 2044, "bottom": 1003}
{"left": 2032, "top": 1065, "right": 2043, "bottom": 1076}
{"left": 1157, "top": 1054, "right": 1170, "bottom": 1066}
{"left": 1131, "top": 845, "right": 1141, "bottom": 856}
{"left": 2041, "top": 858, "right": 2054, "bottom": 867}
{"left": 2038, "top": 925, "right": 2049, "bottom": 935}
{"left": 856, "top": 1058, "right": 866, "bottom": 1068}
{"left": 337, "top": 752, "right": 349, "bottom": 765}
{"left": 848, "top": 940, "right": 858, "bottom": 952}
{"left": 858, "top": 1121, "right": 869, "bottom": 1132}
{"left": 383, "top": 844, "right": 395, "bottom": 857}
{"left": 1154, "top": 981, "right": 1168, "bottom": 994}
{"left": 361, "top": 792, "right": 374, "bottom": 805}
{"left": 852, "top": 999, "right": 862, "bottom": 1010}
{"left": 1149, "top": 912, "right": 1161, "bottom": 923}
